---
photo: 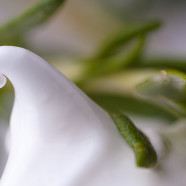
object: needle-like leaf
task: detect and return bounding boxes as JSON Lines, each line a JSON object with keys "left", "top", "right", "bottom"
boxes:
{"left": 81, "top": 20, "right": 161, "bottom": 79}
{"left": 88, "top": 93, "right": 178, "bottom": 121}
{"left": 109, "top": 111, "right": 157, "bottom": 168}
{"left": 137, "top": 58, "right": 186, "bottom": 73}
{"left": 94, "top": 20, "right": 161, "bottom": 60}
{"left": 84, "top": 36, "right": 145, "bottom": 78}
{"left": 136, "top": 70, "right": 186, "bottom": 117}
{"left": 0, "top": 0, "right": 66, "bottom": 45}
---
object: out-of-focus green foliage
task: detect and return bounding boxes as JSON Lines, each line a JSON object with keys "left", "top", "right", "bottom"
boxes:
{"left": 82, "top": 21, "right": 161, "bottom": 78}
{"left": 0, "top": 0, "right": 66, "bottom": 46}
{"left": 137, "top": 58, "right": 186, "bottom": 73}
{"left": 136, "top": 70, "right": 186, "bottom": 118}
{"left": 93, "top": 21, "right": 161, "bottom": 59}
{"left": 82, "top": 36, "right": 145, "bottom": 78}
{"left": 0, "top": 0, "right": 186, "bottom": 169}
{"left": 137, "top": 70, "right": 186, "bottom": 101}
{"left": 88, "top": 93, "right": 178, "bottom": 121}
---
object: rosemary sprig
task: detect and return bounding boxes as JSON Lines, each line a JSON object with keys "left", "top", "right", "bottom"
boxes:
{"left": 83, "top": 35, "right": 145, "bottom": 78}
{"left": 136, "top": 70, "right": 186, "bottom": 118}
{"left": 137, "top": 58, "right": 186, "bottom": 73}
{"left": 93, "top": 20, "right": 161, "bottom": 60}
{"left": 0, "top": 0, "right": 66, "bottom": 45}
{"left": 109, "top": 111, "right": 157, "bottom": 168}
{"left": 81, "top": 20, "right": 161, "bottom": 80}
{"left": 88, "top": 93, "right": 178, "bottom": 122}
{"left": 0, "top": 0, "right": 185, "bottom": 170}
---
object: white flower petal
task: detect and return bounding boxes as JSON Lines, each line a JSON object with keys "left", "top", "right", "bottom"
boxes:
{"left": 0, "top": 46, "right": 185, "bottom": 186}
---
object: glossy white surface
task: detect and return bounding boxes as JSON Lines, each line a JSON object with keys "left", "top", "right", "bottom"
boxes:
{"left": 0, "top": 46, "right": 185, "bottom": 186}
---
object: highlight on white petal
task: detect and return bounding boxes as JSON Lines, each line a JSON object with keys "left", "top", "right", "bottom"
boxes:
{"left": 0, "top": 46, "right": 185, "bottom": 186}
{"left": 0, "top": 74, "right": 6, "bottom": 88}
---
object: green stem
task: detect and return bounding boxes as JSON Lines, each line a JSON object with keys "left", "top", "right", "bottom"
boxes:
{"left": 0, "top": 0, "right": 66, "bottom": 45}
{"left": 109, "top": 111, "right": 157, "bottom": 168}
{"left": 94, "top": 20, "right": 161, "bottom": 60}
{"left": 87, "top": 93, "right": 178, "bottom": 121}
{"left": 136, "top": 70, "right": 186, "bottom": 118}
{"left": 137, "top": 58, "right": 186, "bottom": 73}
{"left": 82, "top": 35, "right": 145, "bottom": 78}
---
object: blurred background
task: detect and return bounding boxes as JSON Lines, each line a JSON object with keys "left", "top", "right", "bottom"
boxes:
{"left": 1, "top": 0, "right": 186, "bottom": 57}
{"left": 0, "top": 0, "right": 186, "bottom": 178}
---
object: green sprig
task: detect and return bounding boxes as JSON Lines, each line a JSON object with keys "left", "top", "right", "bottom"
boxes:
{"left": 137, "top": 58, "right": 186, "bottom": 73}
{"left": 88, "top": 93, "right": 178, "bottom": 121}
{"left": 81, "top": 20, "right": 161, "bottom": 80}
{"left": 109, "top": 111, "right": 157, "bottom": 168}
{"left": 83, "top": 36, "right": 145, "bottom": 78}
{"left": 136, "top": 70, "right": 186, "bottom": 118}
{"left": 0, "top": 0, "right": 66, "bottom": 45}
{"left": 94, "top": 20, "right": 161, "bottom": 60}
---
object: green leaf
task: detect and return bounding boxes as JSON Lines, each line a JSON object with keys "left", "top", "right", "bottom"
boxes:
{"left": 136, "top": 70, "right": 186, "bottom": 117}
{"left": 88, "top": 93, "right": 178, "bottom": 122}
{"left": 81, "top": 20, "right": 161, "bottom": 80}
{"left": 0, "top": 0, "right": 66, "bottom": 45}
{"left": 93, "top": 20, "right": 161, "bottom": 60}
{"left": 109, "top": 111, "right": 157, "bottom": 168}
{"left": 137, "top": 58, "right": 186, "bottom": 73}
{"left": 83, "top": 35, "right": 145, "bottom": 78}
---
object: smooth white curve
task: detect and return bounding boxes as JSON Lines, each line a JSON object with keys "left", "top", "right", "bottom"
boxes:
{"left": 0, "top": 46, "right": 182, "bottom": 186}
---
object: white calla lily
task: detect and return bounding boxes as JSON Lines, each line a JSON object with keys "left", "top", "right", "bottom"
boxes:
{"left": 0, "top": 46, "right": 184, "bottom": 186}
{"left": 0, "top": 46, "right": 129, "bottom": 186}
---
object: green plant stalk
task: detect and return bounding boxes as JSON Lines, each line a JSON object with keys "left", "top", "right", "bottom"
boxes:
{"left": 88, "top": 93, "right": 178, "bottom": 121}
{"left": 109, "top": 111, "right": 157, "bottom": 168}
{"left": 0, "top": 0, "right": 66, "bottom": 45}
{"left": 94, "top": 20, "right": 161, "bottom": 60}
{"left": 79, "top": 21, "right": 160, "bottom": 82}
{"left": 137, "top": 58, "right": 186, "bottom": 73}
{"left": 136, "top": 70, "right": 186, "bottom": 117}
{"left": 141, "top": 96, "right": 186, "bottom": 119}
{"left": 83, "top": 35, "right": 145, "bottom": 78}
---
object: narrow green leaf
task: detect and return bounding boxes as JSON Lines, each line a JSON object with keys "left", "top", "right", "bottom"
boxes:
{"left": 109, "top": 111, "right": 157, "bottom": 168}
{"left": 136, "top": 70, "right": 186, "bottom": 117}
{"left": 137, "top": 70, "right": 186, "bottom": 100}
{"left": 137, "top": 58, "right": 186, "bottom": 73}
{"left": 88, "top": 93, "right": 178, "bottom": 122}
{"left": 83, "top": 35, "right": 145, "bottom": 78}
{"left": 81, "top": 20, "right": 161, "bottom": 80}
{"left": 0, "top": 0, "right": 66, "bottom": 45}
{"left": 94, "top": 20, "right": 161, "bottom": 60}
